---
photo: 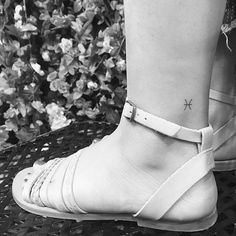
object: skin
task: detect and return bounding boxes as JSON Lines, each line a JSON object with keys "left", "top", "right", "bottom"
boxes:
{"left": 25, "top": 0, "right": 227, "bottom": 221}
{"left": 210, "top": 31, "right": 236, "bottom": 160}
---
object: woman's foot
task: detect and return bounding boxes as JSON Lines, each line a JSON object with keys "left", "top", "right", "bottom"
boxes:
{"left": 20, "top": 106, "right": 217, "bottom": 223}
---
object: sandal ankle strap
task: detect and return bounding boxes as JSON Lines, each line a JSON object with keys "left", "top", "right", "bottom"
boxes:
{"left": 123, "top": 100, "right": 212, "bottom": 146}
{"left": 123, "top": 100, "right": 215, "bottom": 221}
{"left": 210, "top": 89, "right": 236, "bottom": 105}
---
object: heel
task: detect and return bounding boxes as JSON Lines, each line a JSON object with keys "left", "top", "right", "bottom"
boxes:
{"left": 137, "top": 208, "right": 218, "bottom": 232}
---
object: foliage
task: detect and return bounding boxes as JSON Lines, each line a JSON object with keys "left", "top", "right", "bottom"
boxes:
{"left": 0, "top": 0, "right": 126, "bottom": 149}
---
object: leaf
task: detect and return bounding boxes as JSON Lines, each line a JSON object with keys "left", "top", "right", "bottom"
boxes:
{"left": 4, "top": 0, "right": 11, "bottom": 10}
{"left": 17, "top": 99, "right": 27, "bottom": 117}
{"left": 5, "top": 25, "right": 20, "bottom": 38}
{"left": 0, "top": 126, "right": 9, "bottom": 144}
{"left": 47, "top": 71, "right": 58, "bottom": 82}
{"left": 20, "top": 23, "right": 38, "bottom": 32}
{"left": 0, "top": 76, "right": 9, "bottom": 90}
{"left": 5, "top": 119, "right": 18, "bottom": 132}
{"left": 114, "top": 87, "right": 126, "bottom": 107}
{"left": 74, "top": 0, "right": 83, "bottom": 13}
{"left": 16, "top": 127, "right": 35, "bottom": 142}
{"left": 105, "top": 108, "right": 120, "bottom": 124}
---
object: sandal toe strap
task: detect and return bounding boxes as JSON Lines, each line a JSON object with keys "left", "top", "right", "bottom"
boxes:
{"left": 23, "top": 158, "right": 61, "bottom": 204}
{"left": 62, "top": 151, "right": 87, "bottom": 213}
{"left": 23, "top": 151, "right": 87, "bottom": 214}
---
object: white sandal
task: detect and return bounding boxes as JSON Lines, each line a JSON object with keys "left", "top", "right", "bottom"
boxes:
{"left": 210, "top": 89, "right": 236, "bottom": 171}
{"left": 12, "top": 100, "right": 217, "bottom": 232}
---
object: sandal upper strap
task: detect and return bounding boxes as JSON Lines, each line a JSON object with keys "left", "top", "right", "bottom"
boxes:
{"left": 213, "top": 115, "right": 236, "bottom": 150}
{"left": 210, "top": 89, "right": 236, "bottom": 105}
{"left": 123, "top": 100, "right": 210, "bottom": 144}
{"left": 133, "top": 148, "right": 214, "bottom": 220}
{"left": 209, "top": 89, "right": 236, "bottom": 150}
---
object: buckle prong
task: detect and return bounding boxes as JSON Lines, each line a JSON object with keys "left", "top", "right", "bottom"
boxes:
{"left": 126, "top": 100, "right": 137, "bottom": 122}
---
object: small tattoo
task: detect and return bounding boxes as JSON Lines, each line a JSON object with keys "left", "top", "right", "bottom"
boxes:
{"left": 184, "top": 99, "right": 192, "bottom": 110}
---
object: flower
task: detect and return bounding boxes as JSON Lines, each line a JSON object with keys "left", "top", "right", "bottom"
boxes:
{"left": 57, "top": 81, "right": 70, "bottom": 94}
{"left": 47, "top": 71, "right": 58, "bottom": 82}
{"left": 71, "top": 18, "right": 83, "bottom": 33}
{"left": 32, "top": 101, "right": 45, "bottom": 113}
{"left": 4, "top": 106, "right": 19, "bottom": 119}
{"left": 4, "top": 88, "right": 16, "bottom": 95}
{"left": 87, "top": 81, "right": 98, "bottom": 90}
{"left": 78, "top": 43, "right": 86, "bottom": 54}
{"left": 0, "top": 126, "right": 9, "bottom": 145}
{"left": 76, "top": 78, "right": 85, "bottom": 90}
{"left": 46, "top": 103, "right": 71, "bottom": 131}
{"left": 14, "top": 5, "right": 23, "bottom": 21}
{"left": 84, "top": 107, "right": 99, "bottom": 119}
{"left": 5, "top": 120, "right": 18, "bottom": 132}
{"left": 72, "top": 88, "right": 83, "bottom": 100}
{"left": 49, "top": 79, "right": 70, "bottom": 94}
{"left": 97, "top": 35, "right": 114, "bottom": 54}
{"left": 50, "top": 115, "right": 71, "bottom": 131}
{"left": 19, "top": 23, "right": 38, "bottom": 32}
{"left": 0, "top": 72, "right": 9, "bottom": 91}
{"left": 12, "top": 58, "right": 27, "bottom": 76}
{"left": 50, "top": 79, "right": 60, "bottom": 92}
{"left": 36, "top": 120, "right": 43, "bottom": 126}
{"left": 0, "top": 72, "right": 16, "bottom": 95}
{"left": 42, "top": 50, "right": 50, "bottom": 61}
{"left": 45, "top": 103, "right": 63, "bottom": 116}
{"left": 30, "top": 62, "right": 45, "bottom": 76}
{"left": 14, "top": 20, "right": 23, "bottom": 29}
{"left": 104, "top": 58, "right": 115, "bottom": 69}
{"left": 59, "top": 38, "right": 73, "bottom": 54}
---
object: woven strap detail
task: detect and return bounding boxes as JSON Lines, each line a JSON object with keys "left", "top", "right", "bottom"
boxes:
{"left": 23, "top": 158, "right": 61, "bottom": 204}
{"left": 123, "top": 101, "right": 207, "bottom": 144}
{"left": 62, "top": 151, "right": 87, "bottom": 213}
{"left": 213, "top": 116, "right": 236, "bottom": 151}
{"left": 210, "top": 89, "right": 236, "bottom": 105}
{"left": 133, "top": 149, "right": 214, "bottom": 220}
{"left": 31, "top": 158, "right": 62, "bottom": 207}
{"left": 23, "top": 154, "right": 86, "bottom": 214}
{"left": 38, "top": 152, "right": 86, "bottom": 213}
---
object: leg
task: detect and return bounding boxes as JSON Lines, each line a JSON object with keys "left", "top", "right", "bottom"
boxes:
{"left": 211, "top": 32, "right": 236, "bottom": 95}
{"left": 13, "top": 0, "right": 226, "bottom": 230}
{"left": 209, "top": 31, "right": 236, "bottom": 165}
{"left": 126, "top": 0, "right": 226, "bottom": 129}
{"left": 121, "top": 0, "right": 225, "bottom": 174}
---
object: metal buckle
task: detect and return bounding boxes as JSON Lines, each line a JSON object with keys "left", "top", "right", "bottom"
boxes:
{"left": 126, "top": 100, "right": 137, "bottom": 122}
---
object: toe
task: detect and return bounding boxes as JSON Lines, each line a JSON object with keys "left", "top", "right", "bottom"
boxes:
{"left": 33, "top": 160, "right": 46, "bottom": 171}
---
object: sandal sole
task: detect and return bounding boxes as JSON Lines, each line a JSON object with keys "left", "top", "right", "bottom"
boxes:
{"left": 12, "top": 168, "right": 218, "bottom": 232}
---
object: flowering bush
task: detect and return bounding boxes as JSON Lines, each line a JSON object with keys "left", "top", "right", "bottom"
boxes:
{"left": 0, "top": 0, "right": 126, "bottom": 149}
